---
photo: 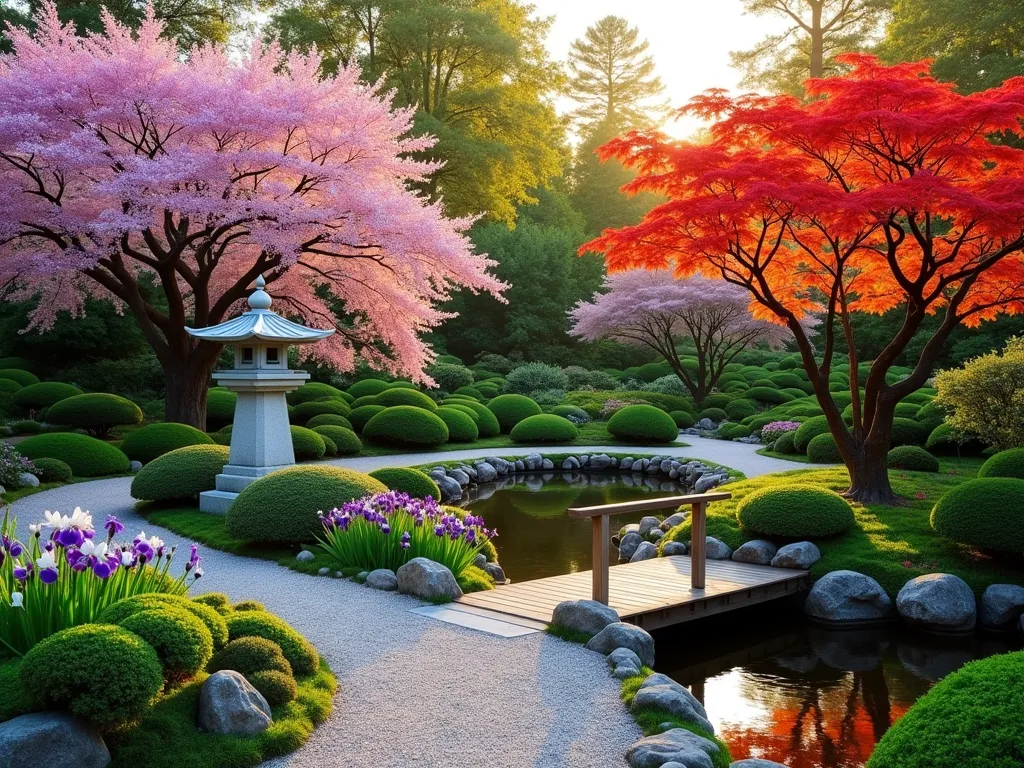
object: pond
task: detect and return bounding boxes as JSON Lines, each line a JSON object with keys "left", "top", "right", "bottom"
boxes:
{"left": 463, "top": 472, "right": 1021, "bottom": 768}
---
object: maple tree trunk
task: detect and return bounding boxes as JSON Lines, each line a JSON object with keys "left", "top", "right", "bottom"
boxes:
{"left": 843, "top": 437, "right": 896, "bottom": 505}
{"left": 162, "top": 351, "right": 220, "bottom": 430}
{"left": 809, "top": 2, "right": 824, "bottom": 79}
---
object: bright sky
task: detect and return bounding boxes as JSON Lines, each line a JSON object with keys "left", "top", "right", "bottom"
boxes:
{"left": 533, "top": 0, "right": 789, "bottom": 138}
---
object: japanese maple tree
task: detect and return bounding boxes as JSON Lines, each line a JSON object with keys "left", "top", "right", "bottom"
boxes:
{"left": 0, "top": 5, "right": 503, "bottom": 428}
{"left": 569, "top": 270, "right": 792, "bottom": 405}
{"left": 582, "top": 55, "right": 1024, "bottom": 503}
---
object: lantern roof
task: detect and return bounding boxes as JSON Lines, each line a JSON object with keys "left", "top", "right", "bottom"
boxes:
{"left": 185, "top": 275, "right": 335, "bottom": 344}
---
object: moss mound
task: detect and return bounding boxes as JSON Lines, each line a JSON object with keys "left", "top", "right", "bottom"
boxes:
{"left": 698, "top": 407, "right": 728, "bottom": 423}
{"left": 607, "top": 405, "right": 678, "bottom": 443}
{"left": 509, "top": 414, "right": 579, "bottom": 443}
{"left": 225, "top": 465, "right": 387, "bottom": 544}
{"left": 435, "top": 406, "right": 480, "bottom": 442}
{"left": 806, "top": 433, "right": 843, "bottom": 463}
{"left": 738, "top": 484, "right": 855, "bottom": 538}
{"left": 717, "top": 423, "right": 753, "bottom": 440}
{"left": 30, "top": 456, "right": 73, "bottom": 483}
{"left": 348, "top": 404, "right": 386, "bottom": 432}
{"left": 747, "top": 386, "right": 792, "bottom": 405}
{"left": 461, "top": 401, "right": 501, "bottom": 437}
{"left": 287, "top": 382, "right": 346, "bottom": 405}
{"left": 890, "top": 417, "right": 927, "bottom": 446}
{"left": 205, "top": 388, "right": 237, "bottom": 431}
{"left": 19, "top": 432, "right": 130, "bottom": 477}
{"left": 925, "top": 423, "right": 987, "bottom": 456}
{"left": 670, "top": 410, "right": 695, "bottom": 428}
{"left": 290, "top": 425, "right": 327, "bottom": 461}
{"left": 100, "top": 593, "right": 228, "bottom": 649}
{"left": 724, "top": 399, "right": 756, "bottom": 420}
{"left": 978, "top": 449, "right": 1024, "bottom": 480}
{"left": 291, "top": 399, "right": 351, "bottom": 424}
{"left": 117, "top": 607, "right": 214, "bottom": 680}
{"left": 311, "top": 425, "right": 361, "bottom": 455}
{"left": 773, "top": 431, "right": 797, "bottom": 454}
{"left": 12, "top": 382, "right": 83, "bottom": 410}
{"left": 486, "top": 394, "right": 542, "bottom": 433}
{"left": 887, "top": 445, "right": 939, "bottom": 472}
{"left": 45, "top": 393, "right": 142, "bottom": 436}
{"left": 224, "top": 611, "right": 319, "bottom": 675}
{"left": 305, "top": 414, "right": 353, "bottom": 430}
{"left": 207, "top": 636, "right": 292, "bottom": 677}
{"left": 373, "top": 388, "right": 437, "bottom": 411}
{"left": 368, "top": 467, "right": 441, "bottom": 499}
{"left": 347, "top": 378, "right": 390, "bottom": 398}
{"left": 120, "top": 422, "right": 214, "bottom": 464}
{"left": 130, "top": 444, "right": 229, "bottom": 501}
{"left": 363, "top": 406, "right": 449, "bottom": 447}
{"left": 930, "top": 478, "right": 1024, "bottom": 555}
{"left": 0, "top": 369, "right": 39, "bottom": 387}
{"left": 794, "top": 415, "right": 831, "bottom": 452}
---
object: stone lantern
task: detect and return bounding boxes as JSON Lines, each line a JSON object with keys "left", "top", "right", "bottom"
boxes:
{"left": 186, "top": 275, "right": 334, "bottom": 514}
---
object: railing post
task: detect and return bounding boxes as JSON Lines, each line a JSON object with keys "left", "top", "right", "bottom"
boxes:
{"left": 690, "top": 501, "right": 706, "bottom": 590}
{"left": 592, "top": 513, "right": 610, "bottom": 604}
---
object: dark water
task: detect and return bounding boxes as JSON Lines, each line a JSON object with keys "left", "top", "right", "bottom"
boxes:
{"left": 464, "top": 474, "right": 1022, "bottom": 768}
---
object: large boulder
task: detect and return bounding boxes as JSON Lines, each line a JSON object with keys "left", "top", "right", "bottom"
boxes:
{"left": 365, "top": 568, "right": 398, "bottom": 591}
{"left": 197, "top": 671, "right": 272, "bottom": 736}
{"left": 483, "top": 562, "right": 506, "bottom": 584}
{"left": 551, "top": 599, "right": 620, "bottom": 636}
{"left": 0, "top": 713, "right": 110, "bottom": 768}
{"left": 731, "top": 540, "right": 777, "bottom": 566}
{"left": 630, "top": 541, "right": 659, "bottom": 562}
{"left": 771, "top": 541, "right": 821, "bottom": 569}
{"left": 625, "top": 728, "right": 722, "bottom": 768}
{"left": 473, "top": 462, "right": 498, "bottom": 483}
{"left": 804, "top": 570, "right": 892, "bottom": 624}
{"left": 435, "top": 475, "right": 463, "bottom": 502}
{"left": 896, "top": 573, "right": 976, "bottom": 632}
{"left": 639, "top": 515, "right": 661, "bottom": 537}
{"left": 630, "top": 673, "right": 714, "bottom": 734}
{"left": 586, "top": 622, "right": 656, "bottom": 667}
{"left": 663, "top": 541, "right": 689, "bottom": 556}
{"left": 980, "top": 584, "right": 1024, "bottom": 630}
{"left": 618, "top": 531, "right": 643, "bottom": 562}
{"left": 704, "top": 537, "right": 733, "bottom": 560}
{"left": 396, "top": 557, "right": 463, "bottom": 602}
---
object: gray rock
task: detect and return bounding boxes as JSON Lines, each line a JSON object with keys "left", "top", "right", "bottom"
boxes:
{"left": 731, "top": 540, "right": 777, "bottom": 566}
{"left": 128, "top": 460, "right": 143, "bottom": 473}
{"left": 197, "top": 671, "right": 272, "bottom": 736}
{"left": 771, "top": 541, "right": 821, "bottom": 569}
{"left": 524, "top": 453, "right": 543, "bottom": 470}
{"left": 896, "top": 573, "right": 976, "bottom": 632}
{"left": 448, "top": 468, "right": 470, "bottom": 486}
{"left": 607, "top": 647, "right": 643, "bottom": 669}
{"left": 731, "top": 760, "right": 790, "bottom": 768}
{"left": 704, "top": 537, "right": 733, "bottom": 560}
{"left": 473, "top": 553, "right": 487, "bottom": 569}
{"left": 805, "top": 570, "right": 892, "bottom": 624}
{"left": 663, "top": 541, "right": 689, "bottom": 556}
{"left": 553, "top": 599, "right": 620, "bottom": 636}
{"left": 295, "top": 550, "right": 315, "bottom": 563}
{"left": 618, "top": 531, "right": 643, "bottom": 561}
{"left": 639, "top": 516, "right": 661, "bottom": 537}
{"left": 631, "top": 673, "right": 713, "bottom": 733}
{"left": 461, "top": 464, "right": 478, "bottom": 481}
{"left": 578, "top": 455, "right": 590, "bottom": 467}
{"left": 17, "top": 472, "right": 39, "bottom": 488}
{"left": 586, "top": 622, "right": 655, "bottom": 667}
{"left": 428, "top": 469, "right": 448, "bottom": 483}
{"left": 365, "top": 568, "right": 398, "bottom": 591}
{"left": 0, "top": 712, "right": 110, "bottom": 768}
{"left": 355, "top": 570, "right": 369, "bottom": 583}
{"left": 698, "top": 418, "right": 715, "bottom": 430}
{"left": 483, "top": 562, "right": 506, "bottom": 583}
{"left": 662, "top": 512, "right": 688, "bottom": 530}
{"left": 613, "top": 664, "right": 642, "bottom": 679}
{"left": 660, "top": 459, "right": 675, "bottom": 473}
{"left": 473, "top": 462, "right": 498, "bottom": 482}
{"left": 514, "top": 459, "right": 525, "bottom": 472}
{"left": 317, "top": 567, "right": 331, "bottom": 576}
{"left": 334, "top": 571, "right": 345, "bottom": 578}
{"left": 561, "top": 456, "right": 580, "bottom": 470}
{"left": 625, "top": 728, "right": 721, "bottom": 768}
{"left": 630, "top": 541, "right": 659, "bottom": 562}
{"left": 591, "top": 454, "right": 614, "bottom": 470}
{"left": 694, "top": 474, "right": 722, "bottom": 493}
{"left": 645, "top": 460, "right": 661, "bottom": 474}
{"left": 396, "top": 557, "right": 463, "bottom": 602}
{"left": 619, "top": 523, "right": 641, "bottom": 538}
{"left": 980, "top": 584, "right": 1024, "bottom": 629}
{"left": 436, "top": 475, "right": 463, "bottom": 502}
{"left": 485, "top": 456, "right": 510, "bottom": 474}
{"left": 620, "top": 457, "right": 635, "bottom": 470}
{"left": 647, "top": 529, "right": 665, "bottom": 543}
{"left": 541, "top": 458, "right": 555, "bottom": 470}
{"left": 0, "top": 484, "right": 5, "bottom": 496}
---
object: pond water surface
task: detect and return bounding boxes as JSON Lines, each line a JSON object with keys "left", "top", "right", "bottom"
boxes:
{"left": 463, "top": 472, "right": 1021, "bottom": 768}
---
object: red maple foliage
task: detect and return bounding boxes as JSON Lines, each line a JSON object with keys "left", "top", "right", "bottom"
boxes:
{"left": 582, "top": 56, "right": 1024, "bottom": 502}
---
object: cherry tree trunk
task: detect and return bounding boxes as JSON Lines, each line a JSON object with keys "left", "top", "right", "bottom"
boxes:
{"left": 163, "top": 357, "right": 218, "bottom": 430}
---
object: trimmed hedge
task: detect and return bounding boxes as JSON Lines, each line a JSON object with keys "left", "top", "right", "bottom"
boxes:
{"left": 453, "top": 386, "right": 484, "bottom": 400}
{"left": 19, "top": 433, "right": 130, "bottom": 478}
{"left": 670, "top": 410, "right": 695, "bottom": 428}
{"left": 724, "top": 399, "right": 756, "bottom": 420}
{"left": 350, "top": 395, "right": 378, "bottom": 409}
{"left": 249, "top": 669, "right": 298, "bottom": 706}
{"left": 509, "top": 414, "right": 579, "bottom": 443}
{"left": 773, "top": 431, "right": 797, "bottom": 454}
{"left": 435, "top": 406, "right": 479, "bottom": 442}
{"left": 978, "top": 449, "right": 1024, "bottom": 480}
{"left": 738, "top": 484, "right": 855, "bottom": 538}
{"left": 794, "top": 416, "right": 831, "bottom": 453}
{"left": 12, "top": 382, "right": 83, "bottom": 410}
{"left": 291, "top": 399, "right": 351, "bottom": 425}
{"left": 31, "top": 457, "right": 73, "bottom": 483}
{"left": 368, "top": 467, "right": 441, "bottom": 499}
{"left": 99, "top": 593, "right": 228, "bottom": 649}
{"left": 287, "top": 382, "right": 346, "bottom": 405}
{"left": 806, "top": 433, "right": 843, "bottom": 463}
{"left": 120, "top": 422, "right": 214, "bottom": 464}
{"left": 607, "top": 405, "right": 679, "bottom": 443}
{"left": 890, "top": 417, "right": 927, "bottom": 447}
{"left": 930, "top": 478, "right": 1024, "bottom": 555}
{"left": 205, "top": 388, "right": 237, "bottom": 431}
{"left": 486, "top": 394, "right": 542, "bottom": 433}
{"left": 291, "top": 425, "right": 327, "bottom": 461}
{"left": 887, "top": 446, "right": 939, "bottom": 472}
{"left": 207, "top": 636, "right": 292, "bottom": 677}
{"left": 347, "top": 379, "right": 390, "bottom": 398}
{"left": 551, "top": 404, "right": 590, "bottom": 422}
{"left": 0, "top": 369, "right": 39, "bottom": 387}
{"left": 45, "top": 393, "right": 142, "bottom": 437}
{"left": 718, "top": 423, "right": 752, "bottom": 440}
{"left": 444, "top": 402, "right": 484, "bottom": 424}
{"left": 866, "top": 651, "right": 1024, "bottom": 768}
{"left": 306, "top": 413, "right": 354, "bottom": 430}
{"left": 348, "top": 404, "right": 386, "bottom": 432}
{"left": 311, "top": 425, "right": 362, "bottom": 456}
{"left": 373, "top": 388, "right": 437, "bottom": 411}
{"left": 461, "top": 401, "right": 501, "bottom": 437}
{"left": 698, "top": 407, "right": 728, "bottom": 423}
{"left": 363, "top": 406, "right": 449, "bottom": 447}
{"left": 224, "top": 610, "right": 319, "bottom": 675}
{"left": 925, "top": 423, "right": 987, "bottom": 456}
{"left": 130, "top": 444, "right": 229, "bottom": 501}
{"left": 225, "top": 465, "right": 387, "bottom": 544}
{"left": 746, "top": 386, "right": 792, "bottom": 405}
{"left": 117, "top": 607, "right": 214, "bottom": 680}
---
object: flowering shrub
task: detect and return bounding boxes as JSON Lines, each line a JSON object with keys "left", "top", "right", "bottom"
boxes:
{"left": 760, "top": 420, "right": 801, "bottom": 445}
{"left": 0, "top": 442, "right": 35, "bottom": 488}
{"left": 317, "top": 491, "right": 494, "bottom": 576}
{"left": 599, "top": 398, "right": 646, "bottom": 420}
{"left": 0, "top": 507, "right": 202, "bottom": 655}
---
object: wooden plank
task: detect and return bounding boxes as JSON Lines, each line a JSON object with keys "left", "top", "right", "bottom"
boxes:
{"left": 568, "top": 492, "right": 731, "bottom": 519}
{"left": 690, "top": 501, "right": 706, "bottom": 590}
{"left": 592, "top": 514, "right": 610, "bottom": 604}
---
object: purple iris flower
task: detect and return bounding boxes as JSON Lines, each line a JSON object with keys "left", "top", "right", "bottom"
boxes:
{"left": 133, "top": 537, "right": 153, "bottom": 559}
{"left": 105, "top": 515, "right": 124, "bottom": 539}
{"left": 55, "top": 527, "right": 84, "bottom": 548}
{"left": 400, "top": 531, "right": 411, "bottom": 549}
{"left": 39, "top": 567, "right": 58, "bottom": 584}
{"left": 380, "top": 522, "right": 391, "bottom": 534}
{"left": 12, "top": 564, "right": 27, "bottom": 581}
{"left": 92, "top": 559, "right": 113, "bottom": 579}
{"left": 8, "top": 540, "right": 23, "bottom": 558}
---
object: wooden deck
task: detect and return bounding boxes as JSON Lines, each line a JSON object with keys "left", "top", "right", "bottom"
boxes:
{"left": 457, "top": 555, "right": 810, "bottom": 631}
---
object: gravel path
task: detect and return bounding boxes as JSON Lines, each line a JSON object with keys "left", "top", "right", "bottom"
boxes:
{"left": 7, "top": 440, "right": 804, "bottom": 767}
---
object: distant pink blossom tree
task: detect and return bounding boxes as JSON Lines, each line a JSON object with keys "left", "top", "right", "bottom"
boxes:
{"left": 569, "top": 270, "right": 794, "bottom": 405}
{"left": 0, "top": 5, "right": 503, "bottom": 428}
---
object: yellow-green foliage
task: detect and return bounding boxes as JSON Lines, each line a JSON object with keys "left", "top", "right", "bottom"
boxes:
{"left": 368, "top": 467, "right": 441, "bottom": 499}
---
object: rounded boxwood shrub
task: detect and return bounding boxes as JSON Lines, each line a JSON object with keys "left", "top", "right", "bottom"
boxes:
{"left": 100, "top": 593, "right": 228, "bottom": 649}
{"left": 793, "top": 415, "right": 830, "bottom": 452}
{"left": 130, "top": 444, "right": 228, "bottom": 501}
{"left": 887, "top": 445, "right": 940, "bottom": 472}
{"left": 21, "top": 624, "right": 163, "bottom": 727}
{"left": 319, "top": 434, "right": 338, "bottom": 456}
{"left": 718, "top": 423, "right": 752, "bottom": 440}
{"left": 119, "top": 422, "right": 214, "bottom": 464}
{"left": 225, "top": 465, "right": 387, "bottom": 544}
{"left": 249, "top": 669, "right": 298, "bottom": 705}
{"left": 350, "top": 395, "right": 380, "bottom": 409}
{"left": 806, "top": 433, "right": 843, "bottom": 463}
{"left": 0, "top": 369, "right": 39, "bottom": 387}
{"left": 224, "top": 610, "right": 319, "bottom": 675}
{"left": 768, "top": 373, "right": 804, "bottom": 389}
{"left": 287, "top": 382, "right": 345, "bottom": 405}
{"left": 31, "top": 457, "right": 72, "bottom": 483}
{"left": 866, "top": 651, "right": 1024, "bottom": 768}
{"left": 347, "top": 378, "right": 390, "bottom": 398}
{"left": 890, "top": 417, "right": 927, "bottom": 447}
{"left": 551, "top": 404, "right": 590, "bottom": 422}
{"left": 0, "top": 356, "right": 33, "bottom": 370}
{"left": 233, "top": 600, "right": 264, "bottom": 612}
{"left": 208, "top": 636, "right": 292, "bottom": 676}
{"left": 363, "top": 406, "right": 449, "bottom": 447}
{"left": 387, "top": 380, "right": 417, "bottom": 389}
{"left": 930, "top": 478, "right": 1024, "bottom": 554}
{"left": 914, "top": 401, "right": 946, "bottom": 433}
{"left": 978, "top": 449, "right": 1024, "bottom": 479}
{"left": 670, "top": 410, "right": 695, "bottom": 429}
{"left": 19, "top": 432, "right": 130, "bottom": 478}
{"left": 291, "top": 425, "right": 326, "bottom": 461}
{"left": 698, "top": 407, "right": 728, "bottom": 423}
{"left": 925, "top": 423, "right": 987, "bottom": 456}
{"left": 192, "top": 593, "right": 231, "bottom": 614}
{"left": 453, "top": 386, "right": 484, "bottom": 401}
{"left": 509, "top": 414, "right": 579, "bottom": 443}
{"left": 12, "top": 382, "right": 83, "bottom": 410}
{"left": 373, "top": 388, "right": 437, "bottom": 411}
{"left": 773, "top": 431, "right": 797, "bottom": 454}
{"left": 486, "top": 394, "right": 542, "bottom": 433}
{"left": 118, "top": 607, "right": 214, "bottom": 679}
{"left": 45, "top": 393, "right": 142, "bottom": 437}
{"left": 306, "top": 413, "right": 353, "bottom": 430}
{"left": 724, "top": 399, "right": 756, "bottom": 420}
{"left": 894, "top": 402, "right": 921, "bottom": 419}
{"left": 290, "top": 399, "right": 351, "bottom": 424}
{"left": 738, "top": 484, "right": 855, "bottom": 538}
{"left": 205, "top": 388, "right": 237, "bottom": 431}
{"left": 368, "top": 467, "right": 441, "bottom": 499}
{"left": 607, "top": 404, "right": 679, "bottom": 443}
{"left": 311, "top": 425, "right": 361, "bottom": 455}
{"left": 435, "top": 406, "right": 479, "bottom": 442}
{"left": 348, "top": 404, "right": 386, "bottom": 432}
{"left": 701, "top": 393, "right": 733, "bottom": 410}
{"left": 444, "top": 402, "right": 483, "bottom": 424}
{"left": 747, "top": 386, "right": 792, "bottom": 405}
{"left": 461, "top": 401, "right": 501, "bottom": 437}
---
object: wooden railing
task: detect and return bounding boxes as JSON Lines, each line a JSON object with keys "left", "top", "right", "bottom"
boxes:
{"left": 567, "top": 491, "right": 732, "bottom": 604}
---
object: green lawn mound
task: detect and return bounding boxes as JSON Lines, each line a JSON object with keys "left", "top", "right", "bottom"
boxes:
{"left": 978, "top": 448, "right": 1024, "bottom": 480}
{"left": 930, "top": 477, "right": 1024, "bottom": 555}
{"left": 120, "top": 423, "right": 214, "bottom": 464}
{"left": 131, "top": 445, "right": 229, "bottom": 502}
{"left": 18, "top": 432, "right": 130, "bottom": 477}
{"left": 368, "top": 467, "right": 441, "bottom": 500}
{"left": 607, "top": 404, "right": 678, "bottom": 443}
{"left": 509, "top": 414, "right": 579, "bottom": 443}
{"left": 737, "top": 484, "right": 854, "bottom": 538}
